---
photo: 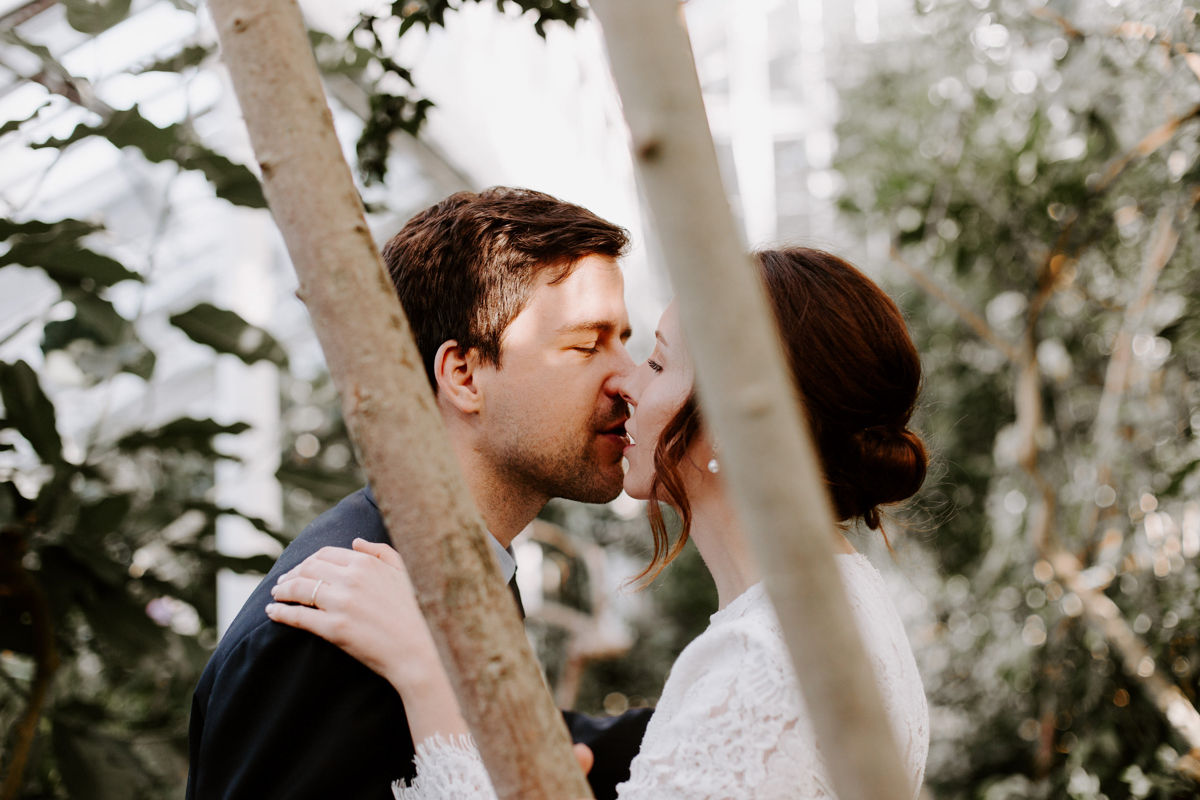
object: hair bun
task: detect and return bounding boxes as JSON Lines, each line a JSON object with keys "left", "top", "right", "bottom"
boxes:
{"left": 841, "top": 424, "right": 927, "bottom": 529}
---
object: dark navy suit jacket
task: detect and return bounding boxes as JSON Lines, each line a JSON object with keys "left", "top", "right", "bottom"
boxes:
{"left": 186, "top": 488, "right": 651, "bottom": 800}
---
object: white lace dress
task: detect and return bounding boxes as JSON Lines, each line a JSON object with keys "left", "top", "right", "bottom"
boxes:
{"left": 394, "top": 553, "right": 929, "bottom": 800}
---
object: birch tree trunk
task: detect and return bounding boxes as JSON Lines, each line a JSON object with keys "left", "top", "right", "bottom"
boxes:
{"left": 589, "top": 2, "right": 913, "bottom": 799}
{"left": 207, "top": 1, "right": 590, "bottom": 797}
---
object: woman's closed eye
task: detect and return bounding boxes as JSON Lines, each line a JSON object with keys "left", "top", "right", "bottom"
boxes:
{"left": 647, "top": 359, "right": 663, "bottom": 373}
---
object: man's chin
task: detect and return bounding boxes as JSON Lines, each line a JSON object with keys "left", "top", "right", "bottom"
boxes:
{"left": 554, "top": 464, "right": 625, "bottom": 505}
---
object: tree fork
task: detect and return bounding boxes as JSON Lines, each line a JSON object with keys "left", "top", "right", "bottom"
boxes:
{"left": 589, "top": 2, "right": 912, "bottom": 799}
{"left": 206, "top": 1, "right": 590, "bottom": 797}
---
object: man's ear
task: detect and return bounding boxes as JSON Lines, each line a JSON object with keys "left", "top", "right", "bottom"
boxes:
{"left": 433, "top": 340, "right": 484, "bottom": 415}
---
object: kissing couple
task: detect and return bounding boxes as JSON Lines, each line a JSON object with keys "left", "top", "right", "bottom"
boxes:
{"left": 186, "top": 187, "right": 930, "bottom": 800}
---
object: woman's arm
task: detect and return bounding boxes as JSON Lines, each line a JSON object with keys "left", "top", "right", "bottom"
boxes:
{"left": 266, "top": 539, "right": 470, "bottom": 744}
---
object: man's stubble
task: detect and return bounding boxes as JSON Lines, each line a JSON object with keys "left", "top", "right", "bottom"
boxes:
{"left": 488, "top": 398, "right": 628, "bottom": 506}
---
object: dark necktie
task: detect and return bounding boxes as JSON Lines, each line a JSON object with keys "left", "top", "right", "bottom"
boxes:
{"left": 508, "top": 574, "right": 525, "bottom": 620}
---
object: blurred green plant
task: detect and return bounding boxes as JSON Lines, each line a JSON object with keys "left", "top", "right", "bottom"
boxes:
{"left": 836, "top": 0, "right": 1200, "bottom": 797}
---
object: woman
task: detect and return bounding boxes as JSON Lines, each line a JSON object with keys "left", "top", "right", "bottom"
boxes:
{"left": 267, "top": 247, "right": 930, "bottom": 799}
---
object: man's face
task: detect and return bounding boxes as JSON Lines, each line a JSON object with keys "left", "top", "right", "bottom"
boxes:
{"left": 475, "top": 255, "right": 634, "bottom": 504}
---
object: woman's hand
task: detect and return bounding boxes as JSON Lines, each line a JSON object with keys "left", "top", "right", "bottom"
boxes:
{"left": 266, "top": 539, "right": 441, "bottom": 692}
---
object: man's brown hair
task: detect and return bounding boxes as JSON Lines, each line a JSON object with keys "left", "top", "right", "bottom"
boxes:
{"left": 381, "top": 187, "right": 629, "bottom": 390}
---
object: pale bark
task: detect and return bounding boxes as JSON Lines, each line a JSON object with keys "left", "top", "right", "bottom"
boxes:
{"left": 206, "top": 1, "right": 589, "bottom": 797}
{"left": 590, "top": 2, "right": 912, "bottom": 799}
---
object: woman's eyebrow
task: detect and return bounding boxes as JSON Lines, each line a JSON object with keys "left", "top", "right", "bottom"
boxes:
{"left": 655, "top": 330, "right": 668, "bottom": 347}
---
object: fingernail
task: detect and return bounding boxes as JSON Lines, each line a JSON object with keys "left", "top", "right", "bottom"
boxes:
{"left": 265, "top": 603, "right": 277, "bottom": 613}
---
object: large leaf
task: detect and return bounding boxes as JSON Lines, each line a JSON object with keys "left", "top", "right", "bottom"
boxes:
{"left": 51, "top": 719, "right": 153, "bottom": 800}
{"left": 183, "top": 500, "right": 291, "bottom": 546}
{"left": 169, "top": 303, "right": 288, "bottom": 367}
{"left": 117, "top": 417, "right": 249, "bottom": 457}
{"left": 0, "top": 219, "right": 141, "bottom": 288}
{"left": 42, "top": 289, "right": 156, "bottom": 380}
{"left": 0, "top": 360, "right": 62, "bottom": 464}
{"left": 33, "top": 107, "right": 266, "bottom": 208}
{"left": 60, "top": 0, "right": 133, "bottom": 34}
{"left": 309, "top": 30, "right": 373, "bottom": 75}
{"left": 138, "top": 44, "right": 211, "bottom": 73}
{"left": 0, "top": 29, "right": 78, "bottom": 92}
{"left": 76, "top": 495, "right": 131, "bottom": 540}
{"left": 356, "top": 93, "right": 434, "bottom": 184}
{"left": 276, "top": 462, "right": 362, "bottom": 502}
{"left": 83, "top": 587, "right": 167, "bottom": 659}
{"left": 0, "top": 102, "right": 48, "bottom": 138}
{"left": 1162, "top": 458, "right": 1200, "bottom": 498}
{"left": 197, "top": 551, "right": 277, "bottom": 575}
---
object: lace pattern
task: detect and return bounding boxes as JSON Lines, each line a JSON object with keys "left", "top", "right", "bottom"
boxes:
{"left": 393, "top": 554, "right": 929, "bottom": 800}
{"left": 393, "top": 735, "right": 493, "bottom": 800}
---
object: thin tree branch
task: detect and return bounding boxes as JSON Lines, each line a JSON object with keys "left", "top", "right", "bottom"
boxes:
{"left": 1047, "top": 550, "right": 1200, "bottom": 780}
{"left": 1031, "top": 8, "right": 1084, "bottom": 40}
{"left": 1095, "top": 105, "right": 1200, "bottom": 193}
{"left": 889, "top": 246, "right": 1021, "bottom": 362}
{"left": 0, "top": 528, "right": 59, "bottom": 800}
{"left": 1090, "top": 208, "right": 1179, "bottom": 467}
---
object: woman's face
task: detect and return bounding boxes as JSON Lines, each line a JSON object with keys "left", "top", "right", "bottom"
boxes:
{"left": 618, "top": 301, "right": 695, "bottom": 500}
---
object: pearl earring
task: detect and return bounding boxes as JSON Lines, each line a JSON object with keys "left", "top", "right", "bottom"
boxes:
{"left": 707, "top": 441, "right": 719, "bottom": 474}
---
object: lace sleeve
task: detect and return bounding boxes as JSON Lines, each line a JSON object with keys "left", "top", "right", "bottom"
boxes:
{"left": 391, "top": 736, "right": 497, "bottom": 800}
{"left": 617, "top": 617, "right": 831, "bottom": 800}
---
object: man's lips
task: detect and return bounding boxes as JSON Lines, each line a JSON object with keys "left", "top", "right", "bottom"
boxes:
{"left": 599, "top": 420, "right": 631, "bottom": 447}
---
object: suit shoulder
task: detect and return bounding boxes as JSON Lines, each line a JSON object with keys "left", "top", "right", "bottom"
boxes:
{"left": 294, "top": 487, "right": 389, "bottom": 550}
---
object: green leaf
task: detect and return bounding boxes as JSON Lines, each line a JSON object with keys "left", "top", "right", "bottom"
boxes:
{"left": 60, "top": 0, "right": 133, "bottom": 34}
{"left": 0, "top": 29, "right": 78, "bottom": 91}
{"left": 183, "top": 501, "right": 291, "bottom": 546}
{"left": 76, "top": 495, "right": 131, "bottom": 540}
{"left": 183, "top": 149, "right": 271, "bottom": 209}
{"left": 0, "top": 218, "right": 141, "bottom": 288}
{"left": 117, "top": 417, "right": 249, "bottom": 457}
{"left": 0, "top": 102, "right": 48, "bottom": 138}
{"left": 309, "top": 30, "right": 373, "bottom": 75}
{"left": 276, "top": 462, "right": 362, "bottom": 502}
{"left": 1162, "top": 459, "right": 1200, "bottom": 498}
{"left": 169, "top": 303, "right": 288, "bottom": 367}
{"left": 51, "top": 719, "right": 153, "bottom": 800}
{"left": 356, "top": 93, "right": 434, "bottom": 183}
{"left": 41, "top": 289, "right": 156, "bottom": 380}
{"left": 43, "top": 290, "right": 129, "bottom": 349}
{"left": 199, "top": 551, "right": 277, "bottom": 574}
{"left": 0, "top": 360, "right": 62, "bottom": 464}
{"left": 138, "top": 44, "right": 211, "bottom": 74}
{"left": 33, "top": 107, "right": 266, "bottom": 208}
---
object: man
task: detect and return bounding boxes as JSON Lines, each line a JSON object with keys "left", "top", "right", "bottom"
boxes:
{"left": 186, "top": 188, "right": 652, "bottom": 799}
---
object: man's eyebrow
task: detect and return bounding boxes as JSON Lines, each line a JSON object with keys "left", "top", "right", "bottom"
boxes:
{"left": 556, "top": 320, "right": 621, "bottom": 336}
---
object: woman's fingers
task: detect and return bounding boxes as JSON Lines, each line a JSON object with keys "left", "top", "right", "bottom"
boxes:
{"left": 277, "top": 556, "right": 349, "bottom": 587}
{"left": 353, "top": 538, "right": 407, "bottom": 571}
{"left": 271, "top": 577, "right": 329, "bottom": 607}
{"left": 278, "top": 546, "right": 367, "bottom": 581}
{"left": 265, "top": 601, "right": 335, "bottom": 640}
{"left": 573, "top": 744, "right": 594, "bottom": 776}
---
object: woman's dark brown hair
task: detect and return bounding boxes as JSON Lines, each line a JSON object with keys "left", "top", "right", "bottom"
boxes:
{"left": 638, "top": 247, "right": 927, "bottom": 584}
